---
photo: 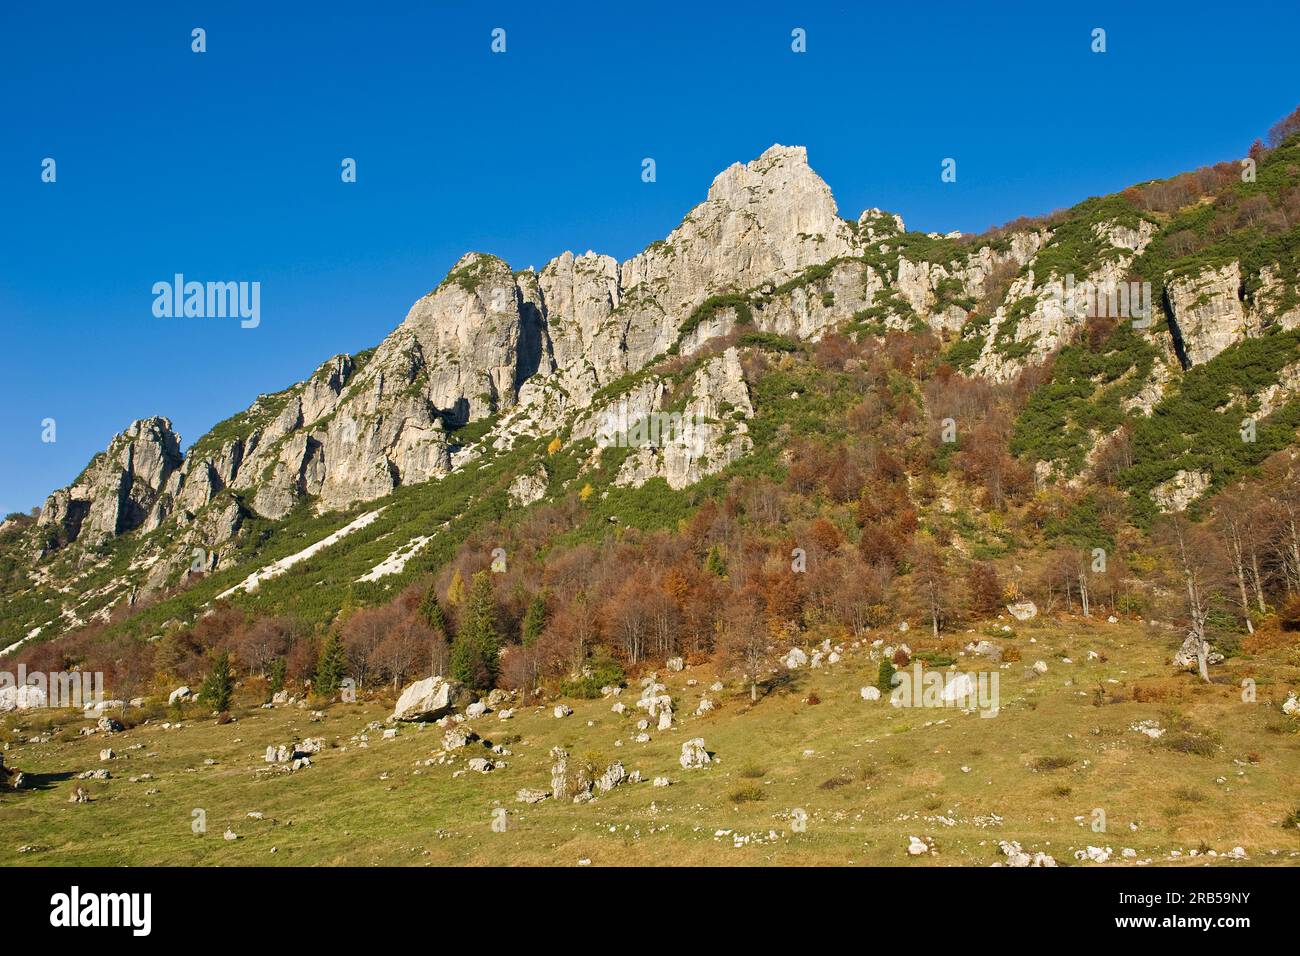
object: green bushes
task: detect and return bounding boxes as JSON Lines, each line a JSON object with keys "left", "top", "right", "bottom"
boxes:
{"left": 559, "top": 648, "right": 625, "bottom": 699}
{"left": 876, "top": 659, "right": 897, "bottom": 694}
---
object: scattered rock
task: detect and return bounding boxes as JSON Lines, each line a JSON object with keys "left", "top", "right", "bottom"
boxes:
{"left": 680, "top": 738, "right": 711, "bottom": 770}
{"left": 1074, "top": 846, "right": 1112, "bottom": 864}
{"left": 443, "top": 726, "right": 478, "bottom": 751}
{"left": 997, "top": 841, "right": 1056, "bottom": 867}
{"left": 782, "top": 648, "right": 809, "bottom": 669}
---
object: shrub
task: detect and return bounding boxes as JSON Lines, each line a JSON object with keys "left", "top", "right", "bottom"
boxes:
{"left": 914, "top": 650, "right": 956, "bottom": 667}
{"left": 559, "top": 649, "right": 625, "bottom": 699}
{"left": 728, "top": 784, "right": 765, "bottom": 803}
{"left": 1279, "top": 594, "right": 1300, "bottom": 632}
{"left": 1030, "top": 755, "right": 1077, "bottom": 772}
{"left": 1162, "top": 732, "right": 1218, "bottom": 757}
{"left": 876, "top": 659, "right": 897, "bottom": 694}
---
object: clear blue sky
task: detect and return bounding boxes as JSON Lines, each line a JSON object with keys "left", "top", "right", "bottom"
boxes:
{"left": 2, "top": 0, "right": 1298, "bottom": 515}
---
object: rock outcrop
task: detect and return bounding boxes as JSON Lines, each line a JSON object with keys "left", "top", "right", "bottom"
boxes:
{"left": 391, "top": 676, "right": 467, "bottom": 722}
{"left": 38, "top": 417, "right": 182, "bottom": 547}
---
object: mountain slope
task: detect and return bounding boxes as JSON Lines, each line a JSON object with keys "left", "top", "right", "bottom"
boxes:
{"left": 5, "top": 114, "right": 1300, "bottom": 653}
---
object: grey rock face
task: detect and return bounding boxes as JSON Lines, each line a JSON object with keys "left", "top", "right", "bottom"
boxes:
{"left": 38, "top": 417, "right": 182, "bottom": 546}
{"left": 1166, "top": 261, "right": 1259, "bottom": 367}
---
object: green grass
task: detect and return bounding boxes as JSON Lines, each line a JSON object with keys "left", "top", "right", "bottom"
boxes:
{"left": 4, "top": 621, "right": 1298, "bottom": 866}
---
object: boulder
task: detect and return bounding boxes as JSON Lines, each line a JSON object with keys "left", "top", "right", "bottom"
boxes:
{"left": 1006, "top": 601, "right": 1037, "bottom": 622}
{"left": 391, "top": 676, "right": 468, "bottom": 722}
{"left": 1171, "top": 634, "right": 1224, "bottom": 670}
{"left": 168, "top": 686, "right": 192, "bottom": 705}
{"left": 442, "top": 726, "right": 478, "bottom": 751}
{"left": 595, "top": 761, "right": 627, "bottom": 793}
{"left": 679, "top": 738, "right": 711, "bottom": 770}
{"left": 782, "top": 648, "right": 809, "bottom": 669}
{"left": 0, "top": 684, "right": 48, "bottom": 712}
{"left": 940, "top": 673, "right": 976, "bottom": 704}
{"left": 860, "top": 686, "right": 881, "bottom": 701}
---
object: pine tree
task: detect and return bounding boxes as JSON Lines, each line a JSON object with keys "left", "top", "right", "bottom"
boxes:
{"left": 200, "top": 651, "right": 235, "bottom": 713}
{"left": 704, "top": 544, "right": 727, "bottom": 578}
{"left": 315, "top": 630, "right": 347, "bottom": 697}
{"left": 521, "top": 592, "right": 547, "bottom": 646}
{"left": 419, "top": 586, "right": 449, "bottom": 638}
{"left": 449, "top": 571, "right": 500, "bottom": 689}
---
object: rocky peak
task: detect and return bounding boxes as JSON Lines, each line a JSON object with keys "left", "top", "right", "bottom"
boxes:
{"left": 37, "top": 416, "right": 183, "bottom": 547}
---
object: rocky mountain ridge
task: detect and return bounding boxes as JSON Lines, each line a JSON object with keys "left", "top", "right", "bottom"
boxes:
{"left": 10, "top": 131, "right": 1300, "bottom": 645}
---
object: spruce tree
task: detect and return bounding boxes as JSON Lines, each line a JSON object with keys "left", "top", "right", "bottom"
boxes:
{"left": 704, "top": 544, "right": 727, "bottom": 577}
{"left": 449, "top": 571, "right": 500, "bottom": 689}
{"left": 315, "top": 630, "right": 347, "bottom": 697}
{"left": 200, "top": 651, "right": 235, "bottom": 713}
{"left": 419, "top": 586, "right": 448, "bottom": 638}
{"left": 521, "top": 592, "right": 547, "bottom": 646}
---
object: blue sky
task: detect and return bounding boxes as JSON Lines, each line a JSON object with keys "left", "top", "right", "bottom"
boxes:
{"left": 2, "top": 0, "right": 1298, "bottom": 515}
